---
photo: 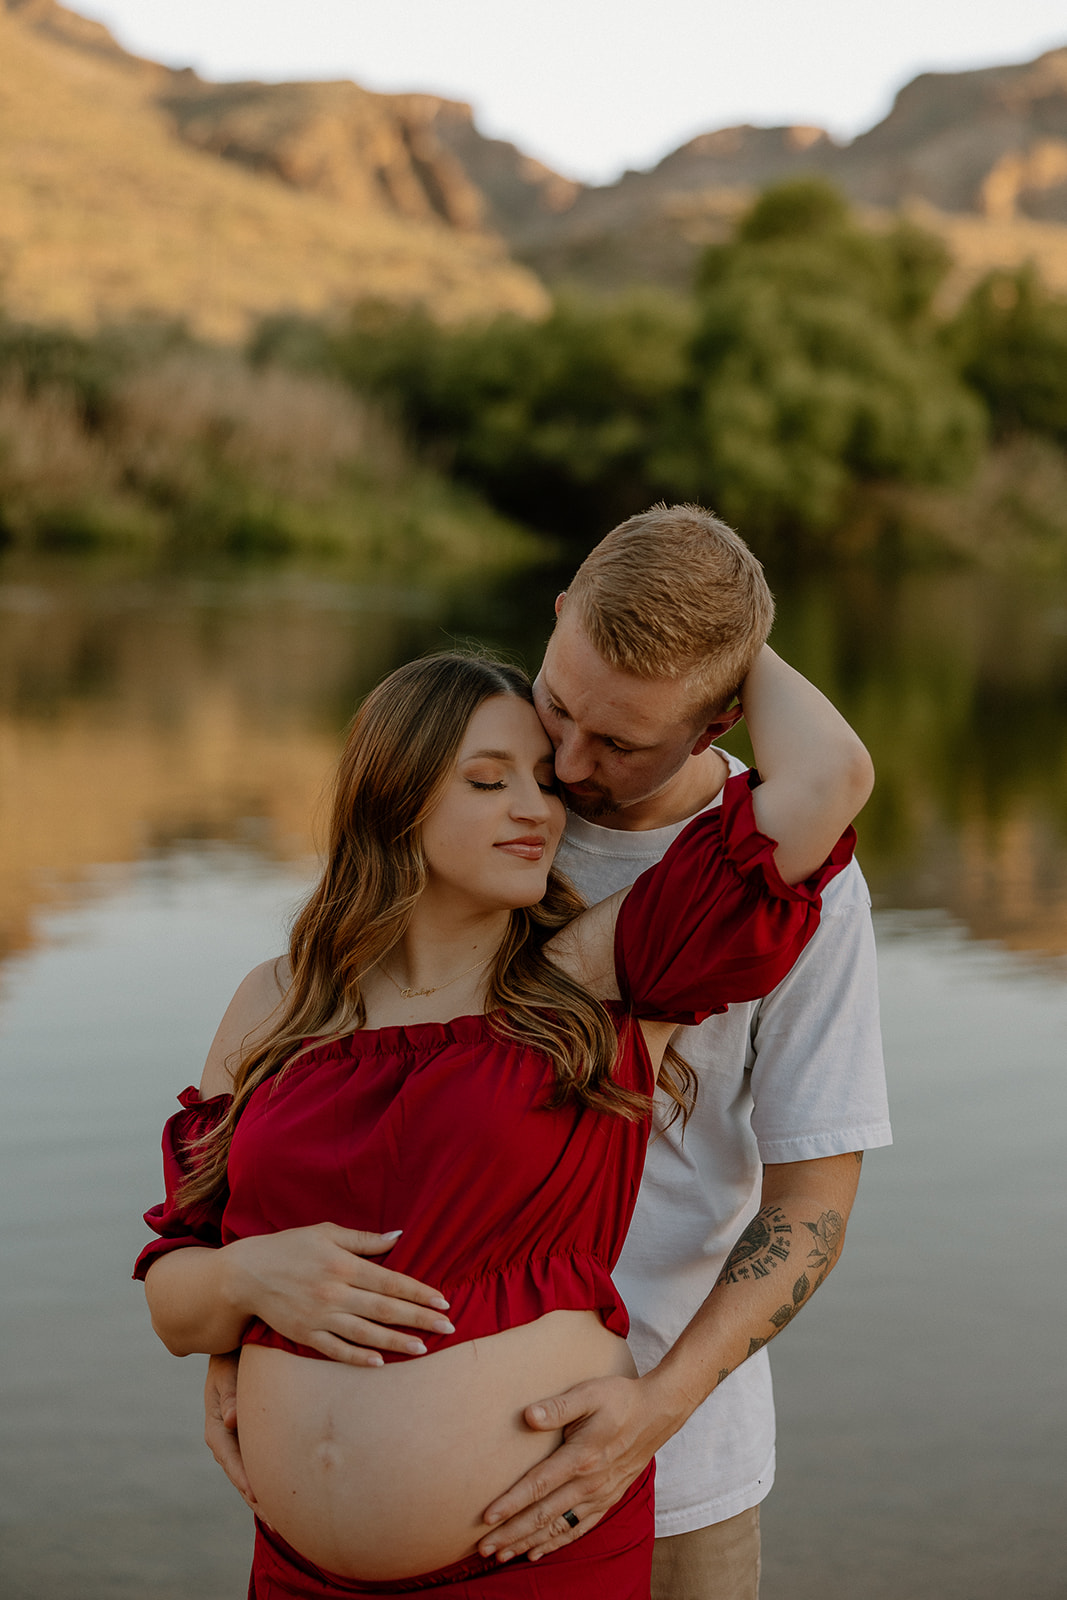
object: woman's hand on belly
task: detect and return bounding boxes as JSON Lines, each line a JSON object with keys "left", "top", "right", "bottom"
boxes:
{"left": 236, "top": 1310, "right": 637, "bottom": 1583}
{"left": 227, "top": 1223, "right": 455, "bottom": 1362}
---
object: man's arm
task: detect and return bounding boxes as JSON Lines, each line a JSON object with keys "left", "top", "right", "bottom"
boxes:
{"left": 477, "top": 1152, "right": 862, "bottom": 1563}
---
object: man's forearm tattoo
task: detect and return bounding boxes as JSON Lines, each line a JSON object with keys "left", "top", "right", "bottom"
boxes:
{"left": 767, "top": 1209, "right": 845, "bottom": 1332}
{"left": 769, "top": 1269, "right": 812, "bottom": 1330}
{"left": 804, "top": 1209, "right": 844, "bottom": 1288}
{"left": 717, "top": 1205, "right": 793, "bottom": 1287}
{"left": 717, "top": 1206, "right": 848, "bottom": 1373}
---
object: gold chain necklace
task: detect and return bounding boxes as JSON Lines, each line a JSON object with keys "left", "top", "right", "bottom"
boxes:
{"left": 378, "top": 950, "right": 495, "bottom": 1000}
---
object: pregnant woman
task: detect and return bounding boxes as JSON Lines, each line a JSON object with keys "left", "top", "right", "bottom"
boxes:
{"left": 135, "top": 646, "right": 869, "bottom": 1598}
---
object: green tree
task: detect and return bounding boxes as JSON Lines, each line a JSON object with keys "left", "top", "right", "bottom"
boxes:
{"left": 677, "top": 180, "right": 986, "bottom": 549}
{"left": 946, "top": 267, "right": 1067, "bottom": 446}
{"left": 250, "top": 181, "right": 1011, "bottom": 559}
{"left": 319, "top": 292, "right": 693, "bottom": 535}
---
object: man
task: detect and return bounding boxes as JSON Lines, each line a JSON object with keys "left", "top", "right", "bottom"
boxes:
{"left": 205, "top": 504, "right": 890, "bottom": 1598}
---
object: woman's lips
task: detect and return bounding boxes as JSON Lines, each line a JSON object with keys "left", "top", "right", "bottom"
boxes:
{"left": 494, "top": 837, "right": 546, "bottom": 861}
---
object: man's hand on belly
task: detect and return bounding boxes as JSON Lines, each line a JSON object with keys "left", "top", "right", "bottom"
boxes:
{"left": 477, "top": 1371, "right": 684, "bottom": 1563}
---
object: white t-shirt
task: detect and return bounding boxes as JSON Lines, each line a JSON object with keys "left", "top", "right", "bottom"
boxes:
{"left": 555, "top": 753, "right": 892, "bottom": 1536}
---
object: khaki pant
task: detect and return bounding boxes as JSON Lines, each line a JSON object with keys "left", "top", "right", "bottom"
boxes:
{"left": 651, "top": 1505, "right": 761, "bottom": 1600}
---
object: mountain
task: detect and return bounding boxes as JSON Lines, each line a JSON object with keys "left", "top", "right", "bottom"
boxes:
{"left": 0, "top": 0, "right": 549, "bottom": 336}
{"left": 4, "top": 0, "right": 1067, "bottom": 334}
{"left": 514, "top": 48, "right": 1067, "bottom": 293}
{"left": 837, "top": 49, "right": 1067, "bottom": 219}
{"left": 155, "top": 79, "right": 582, "bottom": 239}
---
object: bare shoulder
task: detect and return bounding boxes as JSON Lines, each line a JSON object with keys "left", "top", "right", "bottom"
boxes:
{"left": 199, "top": 956, "right": 291, "bottom": 1097}
{"left": 544, "top": 889, "right": 626, "bottom": 1001}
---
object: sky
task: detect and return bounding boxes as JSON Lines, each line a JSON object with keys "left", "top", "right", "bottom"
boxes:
{"left": 74, "top": 0, "right": 1067, "bottom": 185}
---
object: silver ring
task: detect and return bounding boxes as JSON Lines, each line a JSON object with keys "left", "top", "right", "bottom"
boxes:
{"left": 562, "top": 1509, "right": 580, "bottom": 1530}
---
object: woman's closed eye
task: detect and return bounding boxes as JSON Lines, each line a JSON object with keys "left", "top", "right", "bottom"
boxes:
{"left": 469, "top": 777, "right": 558, "bottom": 795}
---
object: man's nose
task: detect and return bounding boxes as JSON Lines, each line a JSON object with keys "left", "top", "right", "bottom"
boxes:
{"left": 551, "top": 728, "right": 595, "bottom": 784}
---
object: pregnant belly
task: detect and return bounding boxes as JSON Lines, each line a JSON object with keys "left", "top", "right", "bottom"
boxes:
{"left": 237, "top": 1310, "right": 636, "bottom": 1582}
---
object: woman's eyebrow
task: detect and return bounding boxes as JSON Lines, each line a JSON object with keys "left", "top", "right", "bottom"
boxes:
{"left": 462, "top": 747, "right": 557, "bottom": 767}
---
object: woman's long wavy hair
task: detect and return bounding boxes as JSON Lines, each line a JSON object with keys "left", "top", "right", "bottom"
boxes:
{"left": 180, "top": 652, "right": 693, "bottom": 1211}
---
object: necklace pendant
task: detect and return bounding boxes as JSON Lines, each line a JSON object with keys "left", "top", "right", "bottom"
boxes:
{"left": 381, "top": 950, "right": 493, "bottom": 1001}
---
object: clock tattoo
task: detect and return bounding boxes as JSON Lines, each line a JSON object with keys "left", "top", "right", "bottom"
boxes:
{"left": 717, "top": 1204, "right": 793, "bottom": 1286}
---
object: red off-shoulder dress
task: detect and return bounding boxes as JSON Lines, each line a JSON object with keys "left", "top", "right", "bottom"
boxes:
{"left": 135, "top": 774, "right": 853, "bottom": 1599}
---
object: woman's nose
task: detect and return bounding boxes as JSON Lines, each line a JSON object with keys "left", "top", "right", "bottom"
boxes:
{"left": 512, "top": 777, "right": 553, "bottom": 821}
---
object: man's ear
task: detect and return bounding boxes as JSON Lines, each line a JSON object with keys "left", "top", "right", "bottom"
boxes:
{"left": 690, "top": 704, "right": 744, "bottom": 755}
{"left": 554, "top": 591, "right": 567, "bottom": 617}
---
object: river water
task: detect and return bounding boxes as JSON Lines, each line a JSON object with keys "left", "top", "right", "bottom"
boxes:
{"left": 1, "top": 551, "right": 1064, "bottom": 1599}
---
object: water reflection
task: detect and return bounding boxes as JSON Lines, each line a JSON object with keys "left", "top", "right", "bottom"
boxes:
{"left": 1, "top": 549, "right": 1064, "bottom": 1600}
{"left": 766, "top": 567, "right": 1067, "bottom": 958}
{"left": 0, "top": 562, "right": 499, "bottom": 960}
{"left": 2, "top": 553, "right": 1066, "bottom": 963}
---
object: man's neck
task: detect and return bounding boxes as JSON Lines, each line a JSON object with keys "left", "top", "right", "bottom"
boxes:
{"left": 577, "top": 747, "right": 732, "bottom": 833}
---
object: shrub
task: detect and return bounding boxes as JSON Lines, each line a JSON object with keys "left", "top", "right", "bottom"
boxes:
{"left": 946, "top": 267, "right": 1067, "bottom": 446}
{"left": 0, "top": 317, "right": 522, "bottom": 564}
{"left": 318, "top": 292, "right": 694, "bottom": 534}
{"left": 680, "top": 181, "right": 987, "bottom": 548}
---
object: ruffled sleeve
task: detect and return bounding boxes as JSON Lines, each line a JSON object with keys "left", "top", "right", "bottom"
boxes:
{"left": 132, "top": 1085, "right": 231, "bottom": 1281}
{"left": 614, "top": 770, "right": 855, "bottom": 1026}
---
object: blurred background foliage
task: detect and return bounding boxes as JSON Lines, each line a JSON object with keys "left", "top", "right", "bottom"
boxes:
{"left": 5, "top": 177, "right": 1067, "bottom": 566}
{"left": 0, "top": 318, "right": 534, "bottom": 570}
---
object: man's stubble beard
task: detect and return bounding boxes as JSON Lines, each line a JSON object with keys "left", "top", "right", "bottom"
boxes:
{"left": 562, "top": 786, "right": 621, "bottom": 822}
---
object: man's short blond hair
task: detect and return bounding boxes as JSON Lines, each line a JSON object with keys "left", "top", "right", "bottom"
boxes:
{"left": 563, "top": 504, "right": 774, "bottom": 720}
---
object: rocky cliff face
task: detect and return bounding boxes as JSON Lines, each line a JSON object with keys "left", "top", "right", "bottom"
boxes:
{"left": 4, "top": 0, "right": 579, "bottom": 239}
{"left": 513, "top": 47, "right": 1067, "bottom": 294}
{"left": 0, "top": 0, "right": 550, "bottom": 335}
{"left": 4, "top": 0, "right": 1067, "bottom": 322}
{"left": 833, "top": 49, "right": 1067, "bottom": 221}
{"left": 152, "top": 40, "right": 1067, "bottom": 240}
{"left": 156, "top": 79, "right": 582, "bottom": 237}
{"left": 570, "top": 46, "right": 1067, "bottom": 225}
{"left": 4, "top": 0, "right": 155, "bottom": 70}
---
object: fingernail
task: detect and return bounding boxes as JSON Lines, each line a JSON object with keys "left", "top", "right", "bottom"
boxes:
{"left": 529, "top": 1551, "right": 542, "bottom": 1563}
{"left": 498, "top": 1551, "right": 514, "bottom": 1564}
{"left": 367, "top": 1354, "right": 384, "bottom": 1367}
{"left": 382, "top": 1229, "right": 402, "bottom": 1241}
{"left": 431, "top": 1319, "right": 455, "bottom": 1335}
{"left": 529, "top": 1404, "right": 546, "bottom": 1423}
{"left": 481, "top": 1544, "right": 496, "bottom": 1556}
{"left": 405, "top": 1339, "right": 427, "bottom": 1355}
{"left": 430, "top": 1295, "right": 450, "bottom": 1311}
